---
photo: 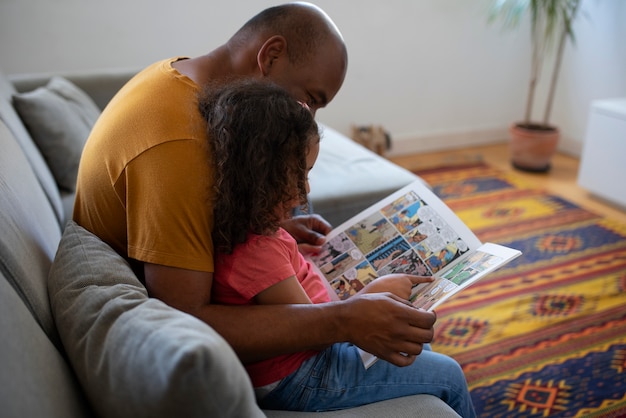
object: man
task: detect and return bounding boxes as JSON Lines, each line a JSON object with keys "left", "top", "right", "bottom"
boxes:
{"left": 74, "top": 3, "right": 474, "bottom": 415}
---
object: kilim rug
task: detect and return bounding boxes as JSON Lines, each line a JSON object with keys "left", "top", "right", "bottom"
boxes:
{"left": 413, "top": 162, "right": 626, "bottom": 418}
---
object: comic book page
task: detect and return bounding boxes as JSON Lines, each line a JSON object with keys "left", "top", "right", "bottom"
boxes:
{"left": 408, "top": 242, "right": 521, "bottom": 311}
{"left": 307, "top": 179, "right": 503, "bottom": 301}
{"left": 305, "top": 180, "right": 522, "bottom": 369}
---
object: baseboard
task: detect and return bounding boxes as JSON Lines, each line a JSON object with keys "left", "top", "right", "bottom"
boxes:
{"left": 387, "top": 127, "right": 583, "bottom": 158}
{"left": 386, "top": 128, "right": 508, "bottom": 157}
{"left": 557, "top": 136, "right": 583, "bottom": 158}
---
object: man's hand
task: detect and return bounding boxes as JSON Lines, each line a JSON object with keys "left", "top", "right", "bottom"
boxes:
{"left": 361, "top": 274, "right": 434, "bottom": 300}
{"left": 341, "top": 292, "right": 436, "bottom": 367}
{"left": 281, "top": 214, "right": 332, "bottom": 254}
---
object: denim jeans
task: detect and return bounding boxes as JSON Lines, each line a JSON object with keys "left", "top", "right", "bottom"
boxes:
{"left": 258, "top": 343, "right": 476, "bottom": 417}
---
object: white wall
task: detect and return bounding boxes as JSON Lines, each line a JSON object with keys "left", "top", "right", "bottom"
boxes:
{"left": 1, "top": 0, "right": 624, "bottom": 156}
{"left": 548, "top": 0, "right": 626, "bottom": 156}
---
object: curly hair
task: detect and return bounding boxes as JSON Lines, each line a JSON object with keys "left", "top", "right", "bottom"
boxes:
{"left": 198, "top": 79, "right": 319, "bottom": 254}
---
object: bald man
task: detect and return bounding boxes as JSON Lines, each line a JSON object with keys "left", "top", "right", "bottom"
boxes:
{"left": 73, "top": 3, "right": 474, "bottom": 416}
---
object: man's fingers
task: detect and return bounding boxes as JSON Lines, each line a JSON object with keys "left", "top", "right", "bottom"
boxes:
{"left": 407, "top": 308, "right": 437, "bottom": 329}
{"left": 284, "top": 215, "right": 330, "bottom": 246}
{"left": 305, "top": 228, "right": 326, "bottom": 245}
{"left": 407, "top": 275, "right": 435, "bottom": 286}
{"left": 306, "top": 214, "right": 332, "bottom": 235}
{"left": 380, "top": 352, "right": 418, "bottom": 367}
{"left": 385, "top": 291, "right": 415, "bottom": 307}
{"left": 298, "top": 242, "right": 324, "bottom": 255}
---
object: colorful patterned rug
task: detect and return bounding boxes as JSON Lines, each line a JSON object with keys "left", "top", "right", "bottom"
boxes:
{"left": 413, "top": 162, "right": 626, "bottom": 418}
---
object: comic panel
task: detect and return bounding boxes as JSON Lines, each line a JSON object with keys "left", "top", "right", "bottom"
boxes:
{"left": 318, "top": 247, "right": 364, "bottom": 282}
{"left": 405, "top": 227, "right": 428, "bottom": 247}
{"left": 309, "top": 232, "right": 356, "bottom": 266}
{"left": 440, "top": 250, "right": 503, "bottom": 286}
{"left": 413, "top": 236, "right": 469, "bottom": 274}
{"left": 387, "top": 200, "right": 424, "bottom": 235}
{"left": 329, "top": 261, "right": 377, "bottom": 300}
{"left": 366, "top": 235, "right": 411, "bottom": 271}
{"left": 422, "top": 239, "right": 466, "bottom": 273}
{"left": 345, "top": 213, "right": 399, "bottom": 255}
{"left": 380, "top": 191, "right": 421, "bottom": 218}
{"left": 410, "top": 277, "right": 458, "bottom": 311}
{"left": 377, "top": 249, "right": 431, "bottom": 277}
{"left": 410, "top": 210, "right": 453, "bottom": 241}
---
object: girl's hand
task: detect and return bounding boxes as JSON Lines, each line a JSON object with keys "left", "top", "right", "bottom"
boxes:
{"left": 361, "top": 274, "right": 434, "bottom": 300}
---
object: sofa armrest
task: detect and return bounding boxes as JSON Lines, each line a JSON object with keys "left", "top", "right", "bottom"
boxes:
{"left": 310, "top": 124, "right": 423, "bottom": 227}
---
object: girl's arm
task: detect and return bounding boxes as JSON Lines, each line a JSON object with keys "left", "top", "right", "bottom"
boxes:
{"left": 254, "top": 275, "right": 312, "bottom": 305}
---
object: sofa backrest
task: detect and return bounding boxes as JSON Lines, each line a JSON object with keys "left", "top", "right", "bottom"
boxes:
{"left": 0, "top": 115, "right": 93, "bottom": 416}
{"left": 0, "top": 119, "right": 62, "bottom": 347}
{"left": 0, "top": 68, "right": 65, "bottom": 226}
{"left": 9, "top": 67, "right": 137, "bottom": 111}
{"left": 0, "top": 271, "right": 92, "bottom": 417}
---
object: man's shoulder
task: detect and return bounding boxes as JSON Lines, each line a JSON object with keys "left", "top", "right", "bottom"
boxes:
{"left": 117, "top": 57, "right": 197, "bottom": 101}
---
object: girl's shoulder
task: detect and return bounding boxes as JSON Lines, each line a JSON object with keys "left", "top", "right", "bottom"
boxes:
{"left": 245, "top": 227, "right": 297, "bottom": 252}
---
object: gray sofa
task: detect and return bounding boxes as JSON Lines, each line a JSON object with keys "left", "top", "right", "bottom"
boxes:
{"left": 0, "top": 66, "right": 460, "bottom": 417}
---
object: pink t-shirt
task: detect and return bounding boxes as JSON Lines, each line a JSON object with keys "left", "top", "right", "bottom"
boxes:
{"left": 212, "top": 227, "right": 331, "bottom": 387}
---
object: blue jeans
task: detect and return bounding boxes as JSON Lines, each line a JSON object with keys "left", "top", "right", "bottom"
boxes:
{"left": 258, "top": 343, "right": 476, "bottom": 417}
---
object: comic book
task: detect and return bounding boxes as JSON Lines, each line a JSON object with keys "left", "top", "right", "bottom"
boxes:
{"left": 306, "top": 179, "right": 522, "bottom": 368}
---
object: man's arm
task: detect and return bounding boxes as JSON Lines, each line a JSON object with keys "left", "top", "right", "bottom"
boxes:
{"left": 144, "top": 263, "right": 435, "bottom": 366}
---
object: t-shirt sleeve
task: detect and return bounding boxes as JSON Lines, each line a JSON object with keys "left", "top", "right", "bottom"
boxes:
{"left": 223, "top": 235, "right": 298, "bottom": 300}
{"left": 125, "top": 139, "right": 215, "bottom": 272}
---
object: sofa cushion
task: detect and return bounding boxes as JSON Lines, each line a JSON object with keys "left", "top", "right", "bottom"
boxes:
{"left": 12, "top": 76, "right": 100, "bottom": 192}
{"left": 0, "top": 68, "right": 64, "bottom": 225}
{"left": 44, "top": 76, "right": 102, "bottom": 124}
{"left": 9, "top": 67, "right": 137, "bottom": 110}
{"left": 264, "top": 394, "right": 460, "bottom": 418}
{"left": 0, "top": 272, "right": 92, "bottom": 418}
{"left": 48, "top": 221, "right": 264, "bottom": 418}
{"left": 0, "top": 119, "right": 62, "bottom": 347}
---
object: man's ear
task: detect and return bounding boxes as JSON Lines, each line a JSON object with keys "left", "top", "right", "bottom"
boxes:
{"left": 257, "top": 35, "right": 288, "bottom": 76}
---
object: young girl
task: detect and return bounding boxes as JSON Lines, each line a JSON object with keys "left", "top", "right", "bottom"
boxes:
{"left": 199, "top": 80, "right": 475, "bottom": 417}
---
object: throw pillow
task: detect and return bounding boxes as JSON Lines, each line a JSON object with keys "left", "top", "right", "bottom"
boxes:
{"left": 12, "top": 77, "right": 101, "bottom": 191}
{"left": 48, "top": 221, "right": 264, "bottom": 418}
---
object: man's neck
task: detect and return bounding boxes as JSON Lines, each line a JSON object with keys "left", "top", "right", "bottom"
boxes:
{"left": 172, "top": 46, "right": 236, "bottom": 87}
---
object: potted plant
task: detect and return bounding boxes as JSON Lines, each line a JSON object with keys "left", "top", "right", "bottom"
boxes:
{"left": 489, "top": 0, "right": 582, "bottom": 172}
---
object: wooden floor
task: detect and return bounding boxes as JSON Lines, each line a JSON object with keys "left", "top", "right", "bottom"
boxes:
{"left": 389, "top": 143, "right": 626, "bottom": 224}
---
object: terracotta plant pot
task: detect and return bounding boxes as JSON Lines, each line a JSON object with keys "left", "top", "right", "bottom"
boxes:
{"left": 508, "top": 122, "right": 559, "bottom": 172}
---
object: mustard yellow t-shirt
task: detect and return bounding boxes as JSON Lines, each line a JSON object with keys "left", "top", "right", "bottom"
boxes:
{"left": 73, "top": 57, "right": 215, "bottom": 273}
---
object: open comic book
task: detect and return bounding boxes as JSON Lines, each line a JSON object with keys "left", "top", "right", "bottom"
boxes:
{"left": 306, "top": 179, "right": 522, "bottom": 368}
